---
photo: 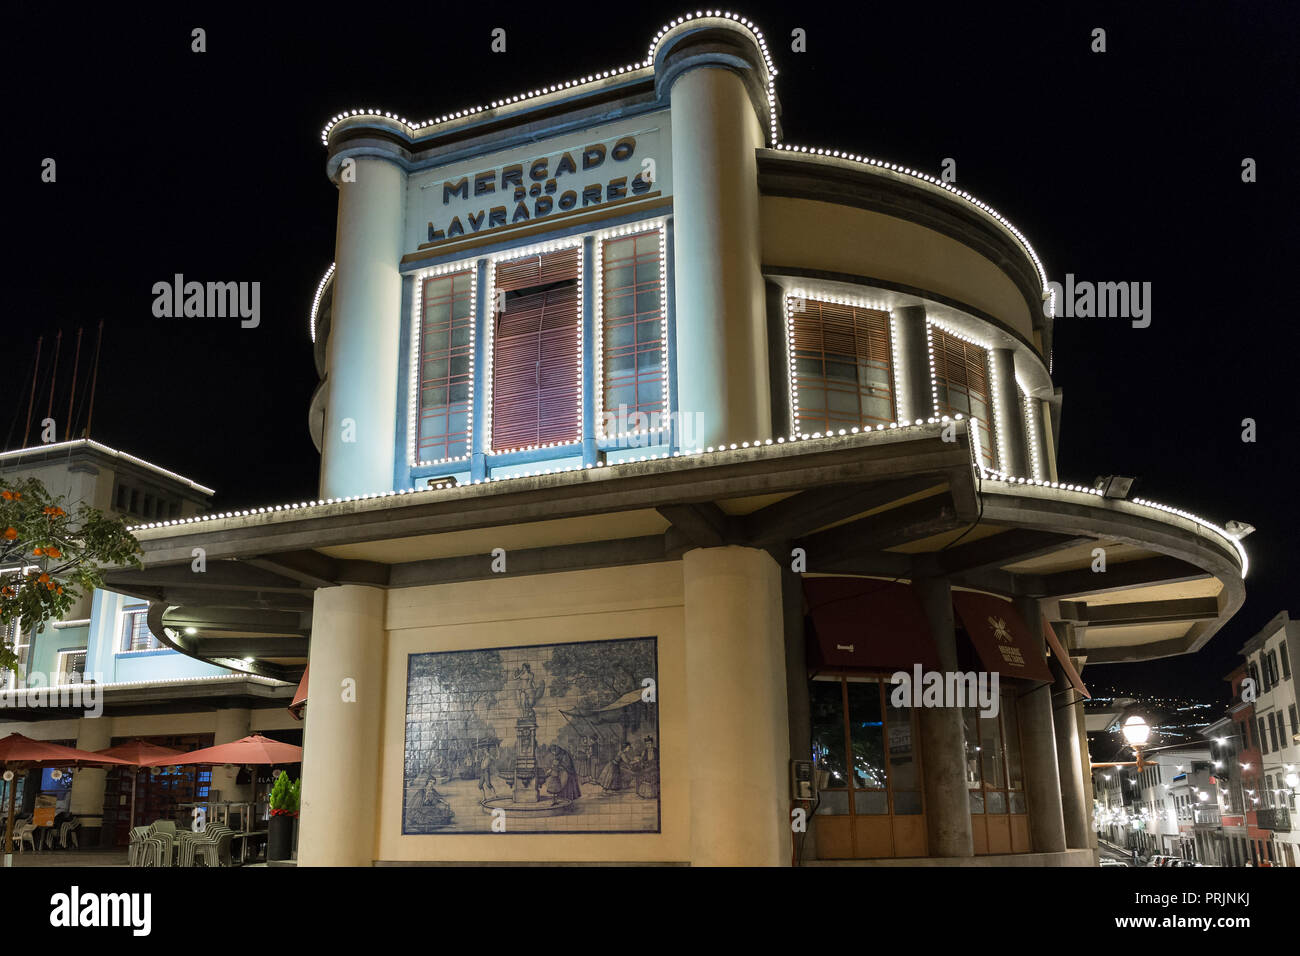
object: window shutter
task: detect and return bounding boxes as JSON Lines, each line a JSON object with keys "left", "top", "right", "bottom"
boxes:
{"left": 494, "top": 246, "right": 581, "bottom": 292}
{"left": 491, "top": 250, "right": 581, "bottom": 452}
{"left": 790, "top": 300, "right": 895, "bottom": 433}
{"left": 931, "top": 327, "right": 996, "bottom": 468}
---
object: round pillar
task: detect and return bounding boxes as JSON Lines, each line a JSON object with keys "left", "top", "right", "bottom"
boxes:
{"left": 320, "top": 155, "right": 407, "bottom": 498}
{"left": 210, "top": 707, "right": 252, "bottom": 803}
{"left": 70, "top": 715, "right": 113, "bottom": 845}
{"left": 990, "top": 348, "right": 1027, "bottom": 475}
{"left": 658, "top": 21, "right": 772, "bottom": 448}
{"left": 911, "top": 576, "right": 975, "bottom": 857}
{"left": 1050, "top": 655, "right": 1091, "bottom": 849}
{"left": 892, "top": 306, "right": 933, "bottom": 422}
{"left": 298, "top": 585, "right": 387, "bottom": 866}
{"left": 683, "top": 547, "right": 789, "bottom": 865}
{"left": 1015, "top": 598, "right": 1067, "bottom": 853}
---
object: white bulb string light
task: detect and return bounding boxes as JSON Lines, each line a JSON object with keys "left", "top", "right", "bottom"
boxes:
{"left": 308, "top": 263, "right": 335, "bottom": 344}
{"left": 315, "top": 11, "right": 1052, "bottom": 318}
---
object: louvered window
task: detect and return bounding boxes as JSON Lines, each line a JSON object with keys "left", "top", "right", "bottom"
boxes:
{"left": 931, "top": 326, "right": 997, "bottom": 469}
{"left": 790, "top": 299, "right": 895, "bottom": 435}
{"left": 491, "top": 247, "right": 581, "bottom": 452}
{"left": 601, "top": 230, "right": 664, "bottom": 424}
{"left": 418, "top": 270, "right": 474, "bottom": 461}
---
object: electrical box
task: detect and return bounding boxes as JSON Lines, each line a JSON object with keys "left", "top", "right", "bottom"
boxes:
{"left": 791, "top": 759, "right": 817, "bottom": 800}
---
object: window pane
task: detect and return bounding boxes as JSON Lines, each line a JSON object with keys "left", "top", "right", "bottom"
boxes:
{"left": 884, "top": 696, "right": 920, "bottom": 791}
{"left": 964, "top": 708, "right": 982, "bottom": 792}
{"left": 980, "top": 713, "right": 1006, "bottom": 792}
{"left": 810, "top": 680, "right": 849, "bottom": 790}
{"left": 846, "top": 682, "right": 886, "bottom": 789}
{"left": 854, "top": 790, "right": 889, "bottom": 814}
{"left": 1003, "top": 696, "right": 1024, "bottom": 790}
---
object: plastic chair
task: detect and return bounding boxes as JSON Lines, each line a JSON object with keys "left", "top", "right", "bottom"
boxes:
{"left": 141, "top": 821, "right": 179, "bottom": 867}
{"left": 192, "top": 829, "right": 234, "bottom": 867}
{"left": 181, "top": 824, "right": 232, "bottom": 867}
{"left": 16, "top": 821, "right": 38, "bottom": 853}
{"left": 59, "top": 819, "right": 80, "bottom": 849}
{"left": 127, "top": 826, "right": 151, "bottom": 866}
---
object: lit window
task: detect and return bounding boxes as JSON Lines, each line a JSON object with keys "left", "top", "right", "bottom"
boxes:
{"left": 931, "top": 326, "right": 997, "bottom": 469}
{"left": 600, "top": 230, "right": 665, "bottom": 431}
{"left": 55, "top": 650, "right": 86, "bottom": 684}
{"left": 790, "top": 298, "right": 895, "bottom": 435}
{"left": 416, "top": 270, "right": 474, "bottom": 462}
{"left": 120, "top": 604, "right": 164, "bottom": 653}
{"left": 490, "top": 247, "right": 581, "bottom": 452}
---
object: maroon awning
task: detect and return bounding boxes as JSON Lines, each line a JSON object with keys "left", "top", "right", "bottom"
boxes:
{"left": 288, "top": 665, "right": 308, "bottom": 721}
{"left": 1043, "top": 618, "right": 1091, "bottom": 699}
{"left": 951, "top": 591, "right": 1052, "bottom": 683}
{"left": 804, "top": 578, "right": 940, "bottom": 673}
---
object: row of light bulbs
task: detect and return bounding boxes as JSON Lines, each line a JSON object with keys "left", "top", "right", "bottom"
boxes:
{"left": 308, "top": 263, "right": 335, "bottom": 344}
{"left": 126, "top": 420, "right": 953, "bottom": 531}
{"left": 0, "top": 439, "right": 214, "bottom": 496}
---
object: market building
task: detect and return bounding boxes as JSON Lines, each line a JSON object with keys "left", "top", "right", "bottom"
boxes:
{"left": 100, "top": 12, "right": 1248, "bottom": 865}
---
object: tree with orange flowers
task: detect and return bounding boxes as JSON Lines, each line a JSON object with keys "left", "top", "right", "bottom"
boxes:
{"left": 1, "top": 477, "right": 142, "bottom": 671}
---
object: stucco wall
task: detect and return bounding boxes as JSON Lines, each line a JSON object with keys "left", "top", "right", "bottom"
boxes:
{"left": 377, "top": 561, "right": 688, "bottom": 862}
{"left": 760, "top": 196, "right": 1034, "bottom": 341}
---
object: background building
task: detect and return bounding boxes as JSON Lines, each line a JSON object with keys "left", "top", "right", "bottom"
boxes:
{"left": 0, "top": 441, "right": 297, "bottom": 846}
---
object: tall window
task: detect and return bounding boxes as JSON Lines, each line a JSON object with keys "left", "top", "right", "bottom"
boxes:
{"left": 491, "top": 247, "right": 582, "bottom": 452}
{"left": 930, "top": 325, "right": 996, "bottom": 469}
{"left": 417, "top": 270, "right": 474, "bottom": 462}
{"left": 964, "top": 696, "right": 1030, "bottom": 854}
{"left": 1, "top": 619, "right": 28, "bottom": 689}
{"left": 600, "top": 230, "right": 664, "bottom": 428}
{"left": 120, "top": 604, "right": 164, "bottom": 652}
{"left": 809, "top": 676, "right": 924, "bottom": 859}
{"left": 790, "top": 299, "right": 895, "bottom": 435}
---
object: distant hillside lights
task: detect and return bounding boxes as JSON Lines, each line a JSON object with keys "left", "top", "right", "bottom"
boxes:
{"left": 151, "top": 275, "right": 260, "bottom": 328}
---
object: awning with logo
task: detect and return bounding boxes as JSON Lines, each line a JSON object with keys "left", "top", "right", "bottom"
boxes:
{"left": 804, "top": 578, "right": 940, "bottom": 673}
{"left": 951, "top": 591, "right": 1052, "bottom": 683}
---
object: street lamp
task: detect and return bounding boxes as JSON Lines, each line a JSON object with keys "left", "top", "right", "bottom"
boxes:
{"left": 1122, "top": 715, "right": 1151, "bottom": 768}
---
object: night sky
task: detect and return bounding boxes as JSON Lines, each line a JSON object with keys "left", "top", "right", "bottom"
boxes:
{"left": 5, "top": 2, "right": 1296, "bottom": 703}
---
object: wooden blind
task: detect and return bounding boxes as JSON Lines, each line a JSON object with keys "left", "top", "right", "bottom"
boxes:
{"left": 790, "top": 300, "right": 895, "bottom": 432}
{"left": 494, "top": 246, "right": 581, "bottom": 292}
{"left": 931, "top": 327, "right": 996, "bottom": 467}
{"left": 491, "top": 252, "right": 581, "bottom": 451}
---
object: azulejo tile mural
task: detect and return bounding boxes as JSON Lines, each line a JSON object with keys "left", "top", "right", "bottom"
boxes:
{"left": 403, "top": 636, "right": 660, "bottom": 834}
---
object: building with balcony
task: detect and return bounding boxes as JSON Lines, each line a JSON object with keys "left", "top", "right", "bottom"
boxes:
{"left": 100, "top": 13, "right": 1249, "bottom": 865}
{"left": 0, "top": 440, "right": 298, "bottom": 846}
{"left": 1239, "top": 611, "right": 1299, "bottom": 866}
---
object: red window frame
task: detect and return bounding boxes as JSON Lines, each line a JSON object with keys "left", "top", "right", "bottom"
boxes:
{"left": 600, "top": 230, "right": 665, "bottom": 427}
{"left": 417, "top": 270, "right": 474, "bottom": 462}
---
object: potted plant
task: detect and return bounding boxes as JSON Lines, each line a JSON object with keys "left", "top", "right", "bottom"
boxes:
{"left": 267, "top": 769, "right": 299, "bottom": 862}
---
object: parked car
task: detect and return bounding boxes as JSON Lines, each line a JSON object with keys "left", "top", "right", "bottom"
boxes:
{"left": 1100, "top": 859, "right": 1129, "bottom": 867}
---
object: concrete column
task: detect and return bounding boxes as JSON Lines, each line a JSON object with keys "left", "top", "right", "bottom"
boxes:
{"left": 320, "top": 156, "right": 407, "bottom": 498}
{"left": 892, "top": 306, "right": 933, "bottom": 423}
{"left": 210, "top": 708, "right": 252, "bottom": 803}
{"left": 1015, "top": 597, "right": 1067, "bottom": 853}
{"left": 70, "top": 715, "right": 113, "bottom": 843}
{"left": 1072, "top": 648, "right": 1099, "bottom": 854}
{"left": 660, "top": 26, "right": 770, "bottom": 448}
{"left": 299, "top": 585, "right": 387, "bottom": 866}
{"left": 989, "top": 348, "right": 1027, "bottom": 475}
{"left": 1050, "top": 656, "right": 1090, "bottom": 849}
{"left": 911, "top": 576, "right": 974, "bottom": 857}
{"left": 683, "top": 547, "right": 789, "bottom": 865}
{"left": 781, "top": 564, "right": 815, "bottom": 860}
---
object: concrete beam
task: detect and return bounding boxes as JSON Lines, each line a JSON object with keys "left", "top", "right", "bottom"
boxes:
{"left": 740, "top": 475, "right": 943, "bottom": 545}
{"left": 796, "top": 495, "right": 962, "bottom": 565}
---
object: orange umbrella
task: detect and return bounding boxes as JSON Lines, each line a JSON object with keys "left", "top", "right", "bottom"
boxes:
{"left": 93, "top": 739, "right": 186, "bottom": 832}
{"left": 149, "top": 734, "right": 302, "bottom": 766}
{"left": 0, "top": 733, "right": 132, "bottom": 860}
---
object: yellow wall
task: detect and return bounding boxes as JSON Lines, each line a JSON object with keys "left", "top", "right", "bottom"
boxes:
{"left": 761, "top": 196, "right": 1035, "bottom": 341}
{"left": 378, "top": 561, "right": 689, "bottom": 862}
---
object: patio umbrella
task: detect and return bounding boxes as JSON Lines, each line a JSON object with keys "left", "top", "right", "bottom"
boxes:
{"left": 0, "top": 733, "right": 132, "bottom": 862}
{"left": 92, "top": 740, "right": 185, "bottom": 832}
{"left": 148, "top": 734, "right": 302, "bottom": 767}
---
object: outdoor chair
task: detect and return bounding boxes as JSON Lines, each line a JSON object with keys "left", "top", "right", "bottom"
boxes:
{"left": 127, "top": 826, "right": 152, "bottom": 866}
{"left": 16, "top": 820, "right": 38, "bottom": 853}
{"left": 191, "top": 828, "right": 235, "bottom": 868}
{"left": 179, "top": 824, "right": 233, "bottom": 867}
{"left": 141, "top": 821, "right": 180, "bottom": 867}
{"left": 59, "top": 819, "right": 80, "bottom": 849}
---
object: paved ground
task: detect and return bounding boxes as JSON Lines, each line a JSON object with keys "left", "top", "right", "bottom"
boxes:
{"left": 3, "top": 849, "right": 128, "bottom": 867}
